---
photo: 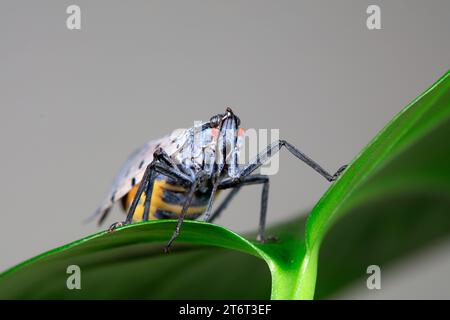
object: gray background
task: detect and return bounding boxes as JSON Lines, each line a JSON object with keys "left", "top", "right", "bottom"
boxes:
{"left": 1, "top": 0, "right": 449, "bottom": 298}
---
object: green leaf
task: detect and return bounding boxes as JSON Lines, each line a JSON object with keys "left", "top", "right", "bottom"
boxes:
{"left": 1, "top": 71, "right": 450, "bottom": 299}
{"left": 301, "top": 70, "right": 450, "bottom": 298}
{"left": 0, "top": 220, "right": 302, "bottom": 299}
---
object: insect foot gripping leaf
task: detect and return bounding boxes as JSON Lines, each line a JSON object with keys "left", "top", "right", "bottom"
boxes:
{"left": 0, "top": 71, "right": 450, "bottom": 300}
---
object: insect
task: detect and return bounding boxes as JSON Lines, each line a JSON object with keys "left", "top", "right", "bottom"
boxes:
{"left": 90, "top": 107, "right": 347, "bottom": 252}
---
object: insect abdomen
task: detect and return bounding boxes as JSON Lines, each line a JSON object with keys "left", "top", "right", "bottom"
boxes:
{"left": 121, "top": 175, "right": 211, "bottom": 221}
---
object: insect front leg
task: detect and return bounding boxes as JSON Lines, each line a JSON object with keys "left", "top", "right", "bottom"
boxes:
{"left": 239, "top": 139, "right": 347, "bottom": 181}
{"left": 164, "top": 178, "right": 200, "bottom": 253}
{"left": 206, "top": 186, "right": 241, "bottom": 223}
{"left": 202, "top": 172, "right": 224, "bottom": 222}
{"left": 201, "top": 182, "right": 219, "bottom": 222}
{"left": 218, "top": 175, "right": 276, "bottom": 243}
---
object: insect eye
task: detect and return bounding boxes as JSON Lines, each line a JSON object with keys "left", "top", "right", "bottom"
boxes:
{"left": 209, "top": 115, "right": 221, "bottom": 128}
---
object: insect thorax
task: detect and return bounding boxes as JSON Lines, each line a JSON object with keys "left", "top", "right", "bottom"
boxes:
{"left": 163, "top": 125, "right": 243, "bottom": 179}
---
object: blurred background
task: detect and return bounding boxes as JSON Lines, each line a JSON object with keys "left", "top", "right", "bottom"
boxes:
{"left": 1, "top": 0, "right": 449, "bottom": 298}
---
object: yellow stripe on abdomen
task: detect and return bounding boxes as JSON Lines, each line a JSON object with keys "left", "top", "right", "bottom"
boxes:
{"left": 123, "top": 179, "right": 209, "bottom": 221}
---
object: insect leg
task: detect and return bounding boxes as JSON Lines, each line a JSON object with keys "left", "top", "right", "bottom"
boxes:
{"left": 201, "top": 112, "right": 240, "bottom": 221}
{"left": 239, "top": 140, "right": 347, "bottom": 181}
{"left": 141, "top": 161, "right": 195, "bottom": 221}
{"left": 218, "top": 175, "right": 272, "bottom": 242}
{"left": 202, "top": 179, "right": 220, "bottom": 222}
{"left": 137, "top": 145, "right": 191, "bottom": 223}
{"left": 153, "top": 162, "right": 193, "bottom": 185}
{"left": 142, "top": 170, "right": 157, "bottom": 221}
{"left": 164, "top": 178, "right": 200, "bottom": 253}
{"left": 258, "top": 176, "right": 270, "bottom": 243}
{"left": 108, "top": 161, "right": 192, "bottom": 231}
{"left": 122, "top": 160, "right": 155, "bottom": 225}
{"left": 153, "top": 148, "right": 179, "bottom": 169}
{"left": 130, "top": 161, "right": 193, "bottom": 223}
{"left": 206, "top": 186, "right": 241, "bottom": 223}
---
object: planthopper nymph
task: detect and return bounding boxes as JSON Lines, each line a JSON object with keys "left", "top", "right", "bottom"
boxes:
{"left": 89, "top": 107, "right": 347, "bottom": 252}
